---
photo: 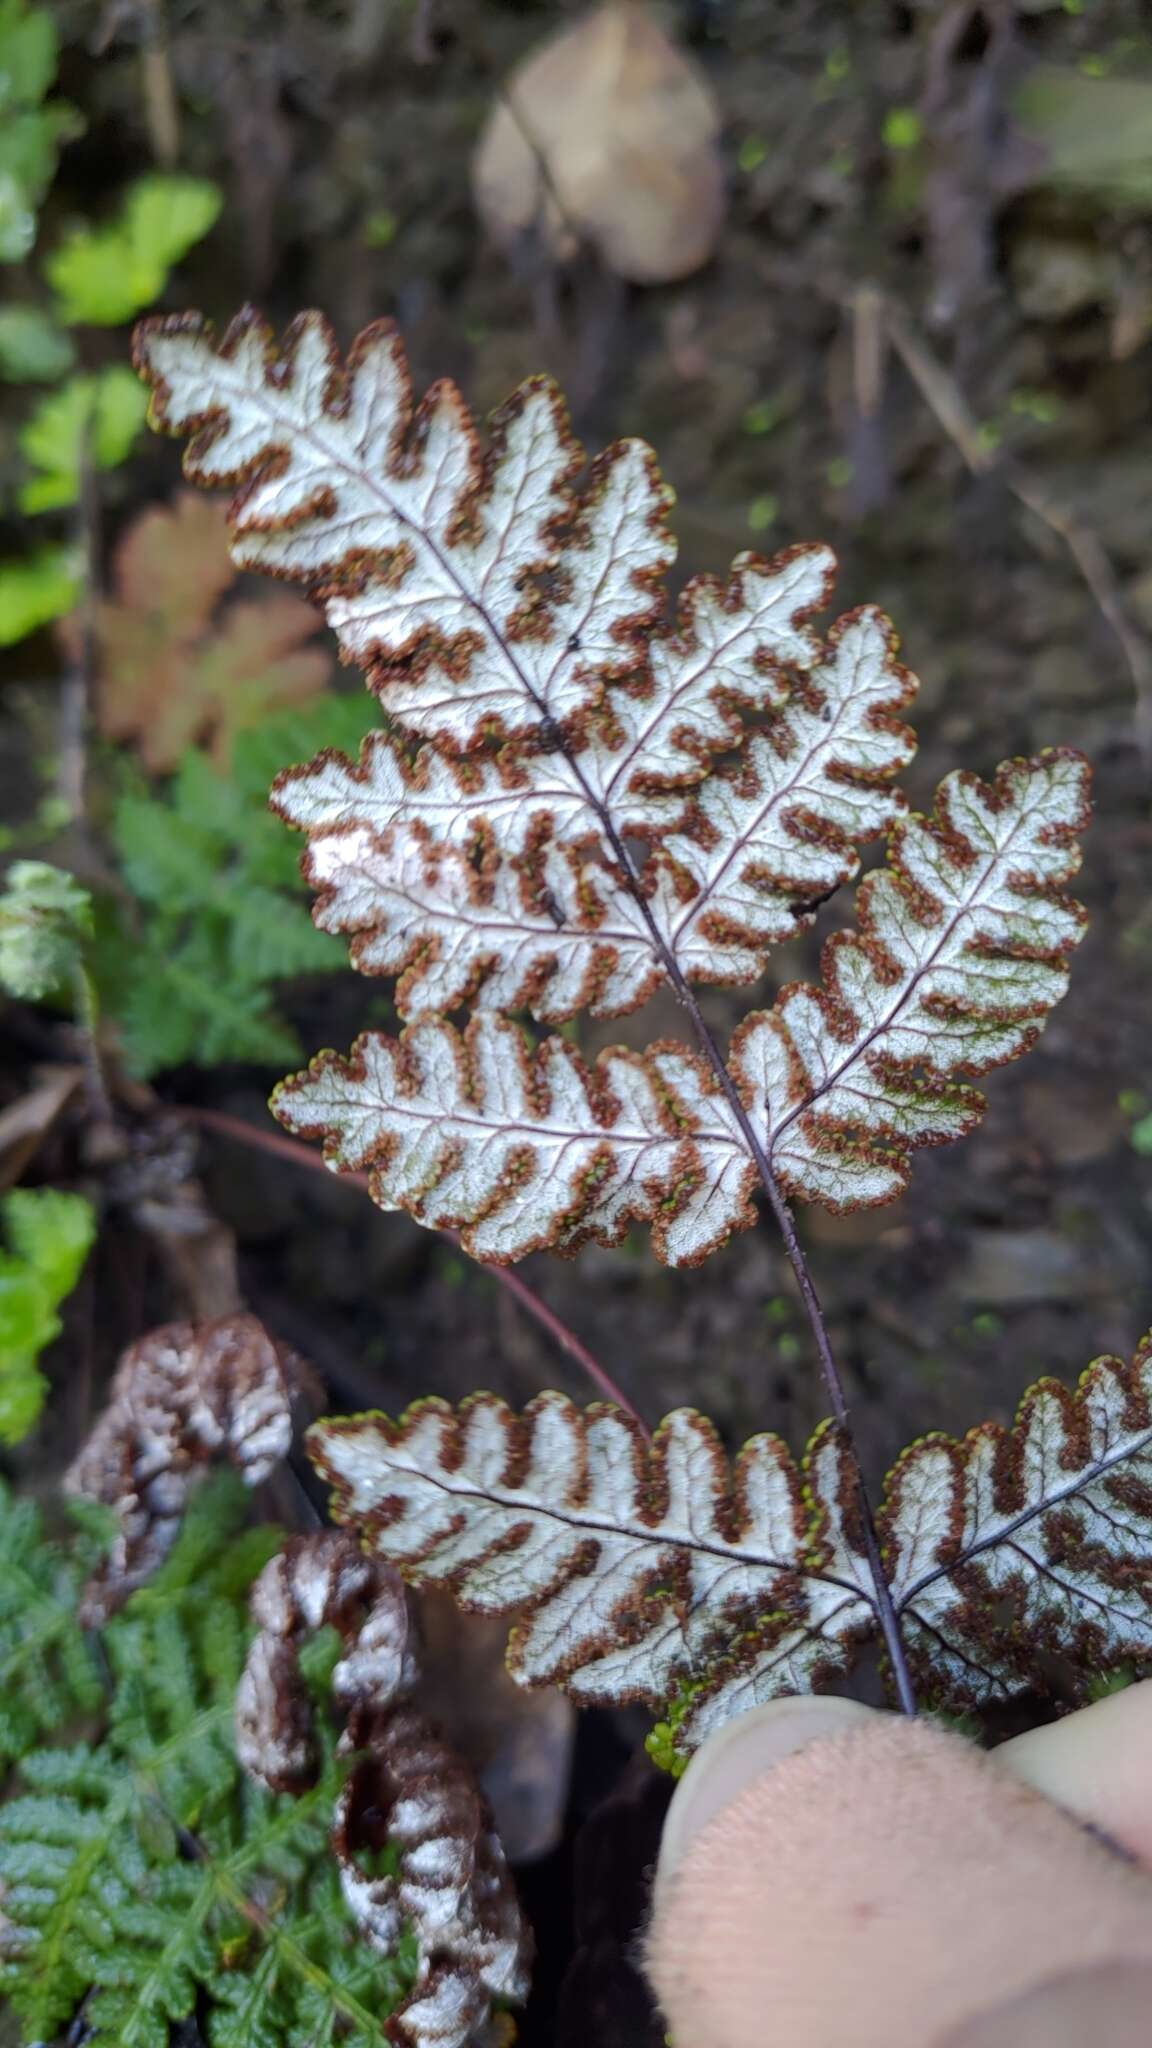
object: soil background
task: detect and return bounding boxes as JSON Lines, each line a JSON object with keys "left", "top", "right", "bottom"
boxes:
{"left": 4, "top": 3, "right": 1152, "bottom": 2042}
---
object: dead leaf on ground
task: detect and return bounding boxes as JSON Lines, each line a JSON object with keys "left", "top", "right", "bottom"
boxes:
{"left": 87, "top": 494, "right": 331, "bottom": 772}
{"left": 474, "top": 1, "right": 725, "bottom": 286}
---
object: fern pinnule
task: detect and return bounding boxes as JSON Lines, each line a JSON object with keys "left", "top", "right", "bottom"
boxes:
{"left": 310, "top": 1394, "right": 869, "bottom": 1714}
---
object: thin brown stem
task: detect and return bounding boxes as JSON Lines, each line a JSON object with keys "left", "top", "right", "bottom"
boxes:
{"left": 178, "top": 1104, "right": 649, "bottom": 1434}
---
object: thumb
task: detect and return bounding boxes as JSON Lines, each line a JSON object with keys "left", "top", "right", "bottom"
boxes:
{"left": 645, "top": 1697, "right": 1152, "bottom": 2048}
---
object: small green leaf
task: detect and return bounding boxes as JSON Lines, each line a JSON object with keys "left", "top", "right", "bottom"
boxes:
{"left": 4, "top": 1187, "right": 97, "bottom": 1300}
{"left": 46, "top": 175, "right": 221, "bottom": 326}
{"left": 19, "top": 368, "right": 148, "bottom": 512}
{"left": 0, "top": 0, "right": 58, "bottom": 111}
{"left": 0, "top": 545, "right": 78, "bottom": 644}
{"left": 0, "top": 1257, "right": 52, "bottom": 1363}
{"left": 0, "top": 0, "right": 82, "bottom": 262}
{"left": 0, "top": 1361, "right": 47, "bottom": 1443}
{"left": 0, "top": 858, "right": 92, "bottom": 998}
{"left": 0, "top": 1188, "right": 95, "bottom": 1444}
{"left": 0, "top": 303, "right": 74, "bottom": 380}
{"left": 1129, "top": 1112, "right": 1152, "bottom": 1157}
{"left": 883, "top": 107, "right": 923, "bottom": 151}
{"left": 124, "top": 175, "right": 221, "bottom": 273}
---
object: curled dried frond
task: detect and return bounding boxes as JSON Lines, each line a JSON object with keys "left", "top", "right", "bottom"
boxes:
{"left": 309, "top": 1338, "right": 1152, "bottom": 1755}
{"left": 236, "top": 1532, "right": 532, "bottom": 2048}
{"left": 65, "top": 1312, "right": 295, "bottom": 1620}
{"left": 335, "top": 1707, "right": 531, "bottom": 2048}
{"left": 235, "top": 1530, "right": 413, "bottom": 1793}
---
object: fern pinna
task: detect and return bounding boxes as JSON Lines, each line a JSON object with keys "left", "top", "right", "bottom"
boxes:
{"left": 130, "top": 308, "right": 1149, "bottom": 1752}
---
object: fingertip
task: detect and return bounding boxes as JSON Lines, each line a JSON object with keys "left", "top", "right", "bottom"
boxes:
{"left": 1001, "top": 1678, "right": 1152, "bottom": 1868}
{"left": 655, "top": 1694, "right": 881, "bottom": 1889}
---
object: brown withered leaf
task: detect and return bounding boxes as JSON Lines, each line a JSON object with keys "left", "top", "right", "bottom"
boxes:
{"left": 65, "top": 1312, "right": 296, "bottom": 1621}
{"left": 92, "top": 494, "right": 330, "bottom": 771}
{"left": 473, "top": 1, "right": 725, "bottom": 284}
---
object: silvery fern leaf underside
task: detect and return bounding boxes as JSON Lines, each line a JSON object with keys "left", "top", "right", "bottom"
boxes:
{"left": 309, "top": 1393, "right": 872, "bottom": 1728}
{"left": 134, "top": 310, "right": 829, "bottom": 763}
{"left": 276, "top": 607, "right": 918, "bottom": 1020}
{"left": 134, "top": 311, "right": 1090, "bottom": 1264}
{"left": 271, "top": 752, "right": 1089, "bottom": 1261}
{"left": 309, "top": 1336, "right": 1152, "bottom": 1755}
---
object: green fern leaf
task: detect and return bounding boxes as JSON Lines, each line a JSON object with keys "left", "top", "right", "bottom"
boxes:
{"left": 0, "top": 1479, "right": 103, "bottom": 1767}
{"left": 114, "top": 927, "right": 303, "bottom": 1076}
{"left": 0, "top": 1188, "right": 96, "bottom": 1444}
{"left": 99, "top": 705, "right": 367, "bottom": 1076}
{"left": 227, "top": 886, "right": 345, "bottom": 980}
{"left": 0, "top": 1473, "right": 413, "bottom": 2047}
{"left": 112, "top": 788, "right": 220, "bottom": 910}
{"left": 4, "top": 1186, "right": 96, "bottom": 1300}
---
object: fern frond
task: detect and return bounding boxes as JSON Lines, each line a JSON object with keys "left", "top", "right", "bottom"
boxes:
{"left": 309, "top": 1338, "right": 1152, "bottom": 1754}
{"left": 309, "top": 1394, "right": 870, "bottom": 1712}
{"left": 135, "top": 310, "right": 1092, "bottom": 1261}
{"left": 0, "top": 1479, "right": 412, "bottom": 2048}
{"left": 0, "top": 1479, "right": 103, "bottom": 1768}
{"left": 65, "top": 1314, "right": 295, "bottom": 1617}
